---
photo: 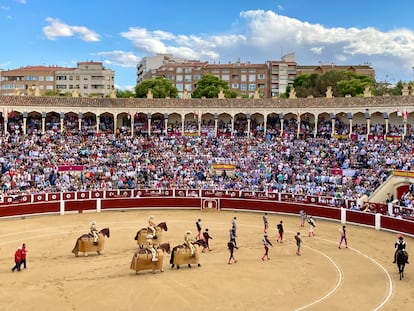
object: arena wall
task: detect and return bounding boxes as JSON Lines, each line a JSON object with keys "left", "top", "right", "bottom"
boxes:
{"left": 1, "top": 192, "right": 413, "bottom": 237}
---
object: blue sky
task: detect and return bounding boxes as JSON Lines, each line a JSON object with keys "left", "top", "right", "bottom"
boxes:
{"left": 1, "top": 0, "right": 414, "bottom": 90}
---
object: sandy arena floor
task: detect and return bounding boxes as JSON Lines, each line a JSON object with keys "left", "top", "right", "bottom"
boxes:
{"left": 0, "top": 209, "right": 412, "bottom": 311}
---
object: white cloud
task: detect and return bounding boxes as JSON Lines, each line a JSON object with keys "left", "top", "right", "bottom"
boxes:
{"left": 114, "top": 9, "right": 414, "bottom": 81}
{"left": 43, "top": 17, "right": 100, "bottom": 42}
{"left": 14, "top": 0, "right": 26, "bottom": 4}
{"left": 96, "top": 51, "right": 141, "bottom": 68}
{"left": 310, "top": 47, "right": 324, "bottom": 55}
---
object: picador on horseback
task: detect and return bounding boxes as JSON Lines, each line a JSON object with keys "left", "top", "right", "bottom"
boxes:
{"left": 393, "top": 234, "right": 409, "bottom": 264}
{"left": 90, "top": 221, "right": 99, "bottom": 245}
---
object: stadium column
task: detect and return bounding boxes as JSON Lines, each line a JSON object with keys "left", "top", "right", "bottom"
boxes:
{"left": 164, "top": 113, "right": 168, "bottom": 136}
{"left": 330, "top": 112, "right": 335, "bottom": 138}
{"left": 198, "top": 112, "right": 201, "bottom": 136}
{"left": 231, "top": 115, "right": 234, "bottom": 136}
{"left": 214, "top": 113, "right": 218, "bottom": 137}
{"left": 23, "top": 112, "right": 27, "bottom": 135}
{"left": 263, "top": 114, "right": 267, "bottom": 136}
{"left": 147, "top": 113, "right": 152, "bottom": 136}
{"left": 296, "top": 113, "right": 301, "bottom": 139}
{"left": 130, "top": 112, "right": 133, "bottom": 137}
{"left": 96, "top": 114, "right": 100, "bottom": 134}
{"left": 41, "top": 112, "right": 46, "bottom": 134}
{"left": 3, "top": 110, "right": 7, "bottom": 134}
{"left": 246, "top": 113, "right": 251, "bottom": 138}
{"left": 365, "top": 110, "right": 370, "bottom": 140}
{"left": 181, "top": 114, "right": 185, "bottom": 136}
{"left": 313, "top": 115, "right": 318, "bottom": 138}
{"left": 383, "top": 112, "right": 389, "bottom": 139}
{"left": 60, "top": 112, "right": 64, "bottom": 133}
{"left": 78, "top": 112, "right": 83, "bottom": 132}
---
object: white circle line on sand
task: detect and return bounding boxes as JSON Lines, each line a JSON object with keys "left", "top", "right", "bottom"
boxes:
{"left": 0, "top": 214, "right": 394, "bottom": 310}
{"left": 293, "top": 245, "right": 344, "bottom": 311}
{"left": 319, "top": 237, "right": 393, "bottom": 311}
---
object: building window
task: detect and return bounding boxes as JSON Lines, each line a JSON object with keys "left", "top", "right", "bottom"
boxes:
{"left": 46, "top": 76, "right": 54, "bottom": 81}
{"left": 185, "top": 84, "right": 192, "bottom": 91}
{"left": 176, "top": 68, "right": 183, "bottom": 73}
{"left": 258, "top": 74, "right": 265, "bottom": 79}
{"left": 167, "top": 75, "right": 174, "bottom": 81}
{"left": 248, "top": 68, "right": 256, "bottom": 72}
{"left": 176, "top": 83, "right": 183, "bottom": 91}
{"left": 249, "top": 84, "right": 256, "bottom": 91}
{"left": 25, "top": 76, "right": 37, "bottom": 81}
{"left": 241, "top": 84, "right": 247, "bottom": 91}
{"left": 46, "top": 85, "right": 54, "bottom": 90}
{"left": 258, "top": 83, "right": 265, "bottom": 89}
{"left": 56, "top": 76, "right": 67, "bottom": 81}
{"left": 184, "top": 68, "right": 192, "bottom": 73}
{"left": 231, "top": 83, "right": 239, "bottom": 89}
{"left": 185, "top": 75, "right": 192, "bottom": 82}
{"left": 176, "top": 75, "right": 183, "bottom": 82}
{"left": 221, "top": 74, "right": 230, "bottom": 82}
{"left": 193, "top": 74, "right": 201, "bottom": 81}
{"left": 83, "top": 85, "right": 88, "bottom": 89}
{"left": 222, "top": 69, "right": 230, "bottom": 73}
{"left": 249, "top": 74, "right": 256, "bottom": 82}
{"left": 39, "top": 76, "right": 44, "bottom": 81}
{"left": 241, "top": 75, "right": 247, "bottom": 82}
{"left": 232, "top": 74, "right": 239, "bottom": 80}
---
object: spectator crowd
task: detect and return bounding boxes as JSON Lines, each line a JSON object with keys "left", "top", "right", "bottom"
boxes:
{"left": 1, "top": 131, "right": 414, "bottom": 215}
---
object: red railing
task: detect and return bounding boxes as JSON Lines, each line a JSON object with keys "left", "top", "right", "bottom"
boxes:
{"left": 1, "top": 190, "right": 413, "bottom": 236}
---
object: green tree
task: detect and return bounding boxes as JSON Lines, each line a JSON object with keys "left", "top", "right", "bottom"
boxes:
{"left": 116, "top": 89, "right": 135, "bottom": 98}
{"left": 191, "top": 74, "right": 237, "bottom": 98}
{"left": 135, "top": 77, "right": 178, "bottom": 98}
{"left": 292, "top": 71, "right": 375, "bottom": 97}
{"left": 44, "top": 90, "right": 64, "bottom": 96}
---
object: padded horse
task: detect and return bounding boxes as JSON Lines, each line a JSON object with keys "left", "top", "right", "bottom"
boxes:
{"left": 130, "top": 243, "right": 171, "bottom": 274}
{"left": 169, "top": 239, "right": 206, "bottom": 269}
{"left": 396, "top": 249, "right": 409, "bottom": 280}
{"left": 72, "top": 228, "right": 110, "bottom": 257}
{"left": 134, "top": 222, "right": 168, "bottom": 246}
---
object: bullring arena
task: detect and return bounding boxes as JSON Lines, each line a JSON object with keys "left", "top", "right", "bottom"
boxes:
{"left": 0, "top": 199, "right": 413, "bottom": 311}
{"left": 0, "top": 95, "right": 414, "bottom": 311}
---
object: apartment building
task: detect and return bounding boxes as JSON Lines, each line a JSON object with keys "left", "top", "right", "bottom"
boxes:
{"left": 144, "top": 59, "right": 270, "bottom": 98}
{"left": 0, "top": 62, "right": 115, "bottom": 97}
{"left": 140, "top": 53, "right": 376, "bottom": 98}
{"left": 0, "top": 65, "right": 65, "bottom": 96}
{"left": 55, "top": 62, "right": 115, "bottom": 97}
{"left": 136, "top": 54, "right": 191, "bottom": 84}
{"left": 267, "top": 53, "right": 297, "bottom": 97}
{"left": 296, "top": 63, "right": 375, "bottom": 78}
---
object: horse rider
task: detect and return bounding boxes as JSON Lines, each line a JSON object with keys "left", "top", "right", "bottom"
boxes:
{"left": 184, "top": 230, "right": 195, "bottom": 257}
{"left": 90, "top": 221, "right": 99, "bottom": 245}
{"left": 146, "top": 234, "right": 158, "bottom": 262}
{"left": 148, "top": 216, "right": 157, "bottom": 239}
{"left": 393, "top": 234, "right": 409, "bottom": 264}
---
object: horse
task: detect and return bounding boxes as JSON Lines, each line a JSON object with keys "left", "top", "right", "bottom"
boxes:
{"left": 134, "top": 222, "right": 168, "bottom": 246}
{"left": 396, "top": 250, "right": 408, "bottom": 280}
{"left": 169, "top": 239, "right": 207, "bottom": 269}
{"left": 72, "top": 228, "right": 110, "bottom": 257}
{"left": 130, "top": 242, "right": 171, "bottom": 274}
